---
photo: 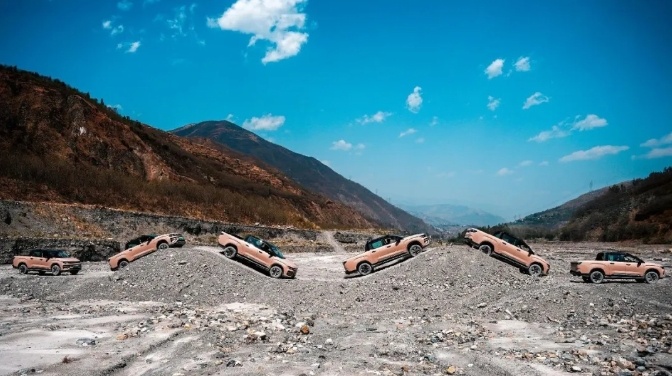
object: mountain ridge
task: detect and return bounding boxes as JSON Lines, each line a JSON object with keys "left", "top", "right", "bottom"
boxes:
{"left": 172, "top": 120, "right": 433, "bottom": 234}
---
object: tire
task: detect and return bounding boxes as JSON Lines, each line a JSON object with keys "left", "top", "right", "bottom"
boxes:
{"left": 157, "top": 242, "right": 169, "bottom": 250}
{"left": 582, "top": 276, "right": 590, "bottom": 283}
{"left": 408, "top": 244, "right": 422, "bottom": 257}
{"left": 589, "top": 270, "right": 604, "bottom": 284}
{"left": 528, "top": 263, "right": 543, "bottom": 277}
{"left": 269, "top": 265, "right": 283, "bottom": 279}
{"left": 70, "top": 270, "right": 79, "bottom": 275}
{"left": 118, "top": 260, "right": 129, "bottom": 269}
{"left": 51, "top": 264, "right": 61, "bottom": 276}
{"left": 18, "top": 264, "right": 28, "bottom": 274}
{"left": 357, "top": 262, "right": 373, "bottom": 276}
{"left": 644, "top": 270, "right": 660, "bottom": 284}
{"left": 222, "top": 246, "right": 237, "bottom": 259}
{"left": 479, "top": 244, "right": 493, "bottom": 256}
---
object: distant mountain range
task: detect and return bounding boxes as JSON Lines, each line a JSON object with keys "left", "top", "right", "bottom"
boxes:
{"left": 172, "top": 120, "right": 433, "bottom": 234}
{"left": 398, "top": 203, "right": 507, "bottom": 228}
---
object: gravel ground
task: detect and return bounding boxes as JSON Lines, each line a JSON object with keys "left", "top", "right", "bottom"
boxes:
{"left": 1, "top": 243, "right": 671, "bottom": 376}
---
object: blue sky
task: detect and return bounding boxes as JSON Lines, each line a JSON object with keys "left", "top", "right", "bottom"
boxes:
{"left": 1, "top": 0, "right": 671, "bottom": 219}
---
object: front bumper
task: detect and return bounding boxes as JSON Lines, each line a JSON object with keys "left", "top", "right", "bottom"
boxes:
{"left": 285, "top": 266, "right": 298, "bottom": 278}
{"left": 171, "top": 239, "right": 186, "bottom": 248}
{"left": 62, "top": 263, "right": 82, "bottom": 271}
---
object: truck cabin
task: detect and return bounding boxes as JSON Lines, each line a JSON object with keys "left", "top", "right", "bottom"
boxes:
{"left": 494, "top": 231, "right": 534, "bottom": 253}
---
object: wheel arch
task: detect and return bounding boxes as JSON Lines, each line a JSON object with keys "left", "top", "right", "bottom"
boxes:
{"left": 407, "top": 241, "right": 422, "bottom": 251}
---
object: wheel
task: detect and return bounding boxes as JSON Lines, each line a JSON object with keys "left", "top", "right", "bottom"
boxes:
{"left": 479, "top": 244, "right": 493, "bottom": 256}
{"left": 118, "top": 260, "right": 129, "bottom": 269}
{"left": 157, "top": 242, "right": 169, "bottom": 250}
{"left": 589, "top": 270, "right": 604, "bottom": 284}
{"left": 18, "top": 264, "right": 28, "bottom": 274}
{"left": 644, "top": 270, "right": 660, "bottom": 284}
{"left": 357, "top": 262, "right": 373, "bottom": 276}
{"left": 582, "top": 276, "right": 590, "bottom": 283}
{"left": 408, "top": 244, "right": 422, "bottom": 257}
{"left": 269, "top": 265, "right": 283, "bottom": 279}
{"left": 222, "top": 246, "right": 237, "bottom": 259}
{"left": 528, "top": 263, "right": 543, "bottom": 277}
{"left": 51, "top": 264, "right": 61, "bottom": 276}
{"left": 70, "top": 270, "right": 79, "bottom": 275}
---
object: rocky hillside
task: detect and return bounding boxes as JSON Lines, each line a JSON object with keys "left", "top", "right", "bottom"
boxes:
{"left": 504, "top": 167, "right": 672, "bottom": 243}
{"left": 172, "top": 121, "right": 432, "bottom": 234}
{"left": 0, "top": 65, "right": 377, "bottom": 230}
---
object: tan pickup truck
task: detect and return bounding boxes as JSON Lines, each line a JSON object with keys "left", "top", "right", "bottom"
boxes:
{"left": 464, "top": 228, "right": 550, "bottom": 276}
{"left": 218, "top": 231, "right": 298, "bottom": 278}
{"left": 570, "top": 251, "right": 666, "bottom": 283}
{"left": 13, "top": 249, "right": 82, "bottom": 276}
{"left": 342, "top": 233, "right": 431, "bottom": 276}
{"left": 108, "top": 233, "right": 185, "bottom": 270}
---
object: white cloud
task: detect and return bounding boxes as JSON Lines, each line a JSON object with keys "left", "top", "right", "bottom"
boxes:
{"left": 497, "top": 167, "right": 513, "bottom": 176}
{"left": 330, "top": 140, "right": 352, "bottom": 151}
{"left": 118, "top": 0, "right": 133, "bottom": 11}
{"left": 399, "top": 128, "right": 417, "bottom": 138}
{"left": 127, "top": 41, "right": 141, "bottom": 53}
{"left": 143, "top": 0, "right": 160, "bottom": 5}
{"left": 208, "top": 0, "right": 309, "bottom": 64}
{"left": 515, "top": 56, "right": 530, "bottom": 72}
{"left": 522, "top": 92, "right": 549, "bottom": 109}
{"left": 640, "top": 132, "right": 672, "bottom": 148}
{"left": 107, "top": 104, "right": 123, "bottom": 111}
{"left": 102, "top": 20, "right": 124, "bottom": 36}
{"left": 321, "top": 160, "right": 331, "bottom": 166}
{"left": 487, "top": 96, "right": 500, "bottom": 111}
{"left": 406, "top": 86, "right": 423, "bottom": 113}
{"left": 415, "top": 137, "right": 425, "bottom": 144}
{"left": 519, "top": 160, "right": 533, "bottom": 167}
{"left": 167, "top": 6, "right": 189, "bottom": 37}
{"left": 572, "top": 114, "right": 608, "bottom": 131}
{"left": 242, "top": 114, "right": 285, "bottom": 131}
{"left": 539, "top": 161, "right": 549, "bottom": 166}
{"left": 225, "top": 114, "right": 235, "bottom": 122}
{"left": 429, "top": 116, "right": 439, "bottom": 127}
{"left": 485, "top": 58, "right": 504, "bottom": 79}
{"left": 357, "top": 111, "right": 391, "bottom": 124}
{"left": 559, "top": 145, "right": 629, "bottom": 162}
{"left": 638, "top": 147, "right": 672, "bottom": 159}
{"left": 528, "top": 125, "right": 569, "bottom": 142}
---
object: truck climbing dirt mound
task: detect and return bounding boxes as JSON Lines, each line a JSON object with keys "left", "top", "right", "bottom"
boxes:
{"left": 570, "top": 251, "right": 666, "bottom": 283}
{"left": 108, "top": 233, "right": 186, "bottom": 271}
{"left": 342, "top": 233, "right": 431, "bottom": 276}
{"left": 217, "top": 231, "right": 298, "bottom": 279}
{"left": 464, "top": 228, "right": 550, "bottom": 276}
{"left": 12, "top": 249, "right": 82, "bottom": 276}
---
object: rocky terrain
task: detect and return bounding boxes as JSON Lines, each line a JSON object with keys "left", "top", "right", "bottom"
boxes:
{"left": 1, "top": 241, "right": 671, "bottom": 376}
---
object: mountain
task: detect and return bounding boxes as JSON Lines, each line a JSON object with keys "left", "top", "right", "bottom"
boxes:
{"left": 0, "top": 65, "right": 377, "bottom": 229}
{"left": 512, "top": 186, "right": 612, "bottom": 230}
{"left": 505, "top": 167, "right": 672, "bottom": 243}
{"left": 398, "top": 203, "right": 506, "bottom": 227}
{"left": 172, "top": 121, "right": 433, "bottom": 234}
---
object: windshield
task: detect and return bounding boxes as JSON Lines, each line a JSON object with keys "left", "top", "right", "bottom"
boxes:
{"left": 267, "top": 242, "right": 285, "bottom": 259}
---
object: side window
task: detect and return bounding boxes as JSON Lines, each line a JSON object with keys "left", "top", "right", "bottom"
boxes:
{"left": 623, "top": 255, "right": 638, "bottom": 262}
{"left": 29, "top": 250, "right": 42, "bottom": 257}
{"left": 370, "top": 240, "right": 384, "bottom": 249}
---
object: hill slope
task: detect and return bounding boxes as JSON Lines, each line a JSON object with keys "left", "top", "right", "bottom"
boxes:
{"left": 172, "top": 121, "right": 432, "bottom": 233}
{"left": 504, "top": 168, "right": 672, "bottom": 243}
{"left": 0, "top": 65, "right": 376, "bottom": 229}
